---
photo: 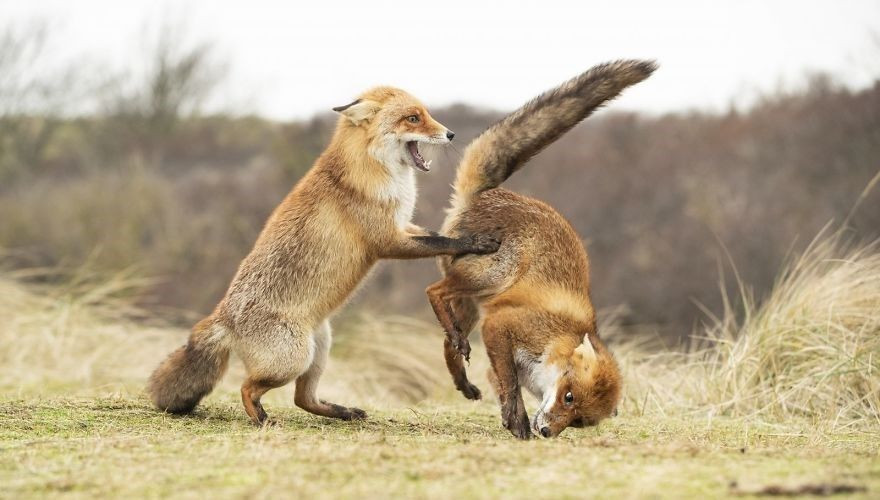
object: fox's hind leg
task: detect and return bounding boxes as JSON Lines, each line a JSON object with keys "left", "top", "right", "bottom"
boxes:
{"left": 241, "top": 378, "right": 283, "bottom": 426}
{"left": 442, "top": 297, "right": 482, "bottom": 400}
{"left": 236, "top": 314, "right": 315, "bottom": 426}
{"left": 427, "top": 278, "right": 482, "bottom": 361}
{"left": 428, "top": 248, "right": 519, "bottom": 359}
{"left": 294, "top": 321, "right": 367, "bottom": 421}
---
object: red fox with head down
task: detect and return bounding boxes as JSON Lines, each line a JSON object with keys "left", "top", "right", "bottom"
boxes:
{"left": 148, "top": 86, "right": 499, "bottom": 425}
{"left": 427, "top": 60, "right": 657, "bottom": 439}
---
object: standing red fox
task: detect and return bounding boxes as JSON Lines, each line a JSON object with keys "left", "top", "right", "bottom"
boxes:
{"left": 428, "top": 60, "right": 657, "bottom": 439}
{"left": 148, "top": 87, "right": 499, "bottom": 425}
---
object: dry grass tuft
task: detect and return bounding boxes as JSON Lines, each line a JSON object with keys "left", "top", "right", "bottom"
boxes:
{"left": 622, "top": 230, "right": 880, "bottom": 428}
{"left": 0, "top": 267, "right": 169, "bottom": 394}
{"left": 330, "top": 314, "right": 467, "bottom": 404}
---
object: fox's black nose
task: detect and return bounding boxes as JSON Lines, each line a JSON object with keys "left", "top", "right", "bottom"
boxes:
{"left": 540, "top": 427, "right": 551, "bottom": 438}
{"left": 446, "top": 130, "right": 455, "bottom": 141}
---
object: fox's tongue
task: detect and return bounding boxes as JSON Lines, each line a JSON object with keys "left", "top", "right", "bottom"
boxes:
{"left": 406, "top": 141, "right": 430, "bottom": 171}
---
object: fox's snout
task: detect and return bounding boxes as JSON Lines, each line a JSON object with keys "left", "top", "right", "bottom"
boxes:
{"left": 431, "top": 128, "right": 454, "bottom": 144}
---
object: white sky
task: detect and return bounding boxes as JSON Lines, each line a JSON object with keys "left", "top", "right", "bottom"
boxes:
{"left": 2, "top": 0, "right": 879, "bottom": 119}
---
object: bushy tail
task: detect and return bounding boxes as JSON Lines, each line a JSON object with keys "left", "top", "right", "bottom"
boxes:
{"left": 147, "top": 316, "right": 230, "bottom": 414}
{"left": 452, "top": 59, "right": 657, "bottom": 205}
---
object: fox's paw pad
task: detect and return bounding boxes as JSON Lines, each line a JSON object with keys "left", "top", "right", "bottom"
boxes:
{"left": 467, "top": 234, "right": 501, "bottom": 254}
{"left": 459, "top": 382, "right": 482, "bottom": 401}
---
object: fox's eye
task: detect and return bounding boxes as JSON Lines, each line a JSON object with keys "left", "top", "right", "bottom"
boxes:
{"left": 564, "top": 392, "right": 574, "bottom": 404}
{"left": 406, "top": 115, "right": 420, "bottom": 123}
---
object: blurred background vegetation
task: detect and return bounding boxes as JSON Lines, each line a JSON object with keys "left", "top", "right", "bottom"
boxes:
{"left": 1, "top": 21, "right": 878, "bottom": 338}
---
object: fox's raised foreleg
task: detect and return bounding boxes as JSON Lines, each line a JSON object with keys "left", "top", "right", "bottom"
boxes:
{"left": 380, "top": 230, "right": 499, "bottom": 260}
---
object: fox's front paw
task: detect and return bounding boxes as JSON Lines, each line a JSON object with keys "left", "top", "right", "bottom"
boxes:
{"left": 464, "top": 234, "right": 501, "bottom": 254}
{"left": 501, "top": 398, "right": 531, "bottom": 440}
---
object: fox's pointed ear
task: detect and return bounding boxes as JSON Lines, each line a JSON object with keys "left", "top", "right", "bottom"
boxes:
{"left": 332, "top": 98, "right": 379, "bottom": 125}
{"left": 574, "top": 333, "right": 597, "bottom": 363}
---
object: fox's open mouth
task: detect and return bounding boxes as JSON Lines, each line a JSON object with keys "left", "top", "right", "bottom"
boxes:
{"left": 406, "top": 141, "right": 431, "bottom": 172}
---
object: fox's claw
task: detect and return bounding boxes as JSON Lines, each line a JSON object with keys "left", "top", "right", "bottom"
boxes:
{"left": 445, "top": 316, "right": 472, "bottom": 361}
{"left": 461, "top": 339, "right": 471, "bottom": 361}
{"left": 449, "top": 333, "right": 471, "bottom": 361}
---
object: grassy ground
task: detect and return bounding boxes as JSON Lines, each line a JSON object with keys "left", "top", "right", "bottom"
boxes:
{"left": 1, "top": 232, "right": 878, "bottom": 498}
{"left": 2, "top": 397, "right": 877, "bottom": 499}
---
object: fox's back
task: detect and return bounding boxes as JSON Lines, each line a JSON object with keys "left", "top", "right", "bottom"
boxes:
{"left": 445, "top": 187, "right": 592, "bottom": 297}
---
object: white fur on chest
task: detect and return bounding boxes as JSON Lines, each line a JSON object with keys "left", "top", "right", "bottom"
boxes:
{"left": 369, "top": 137, "right": 418, "bottom": 229}
{"left": 380, "top": 165, "right": 417, "bottom": 228}
{"left": 514, "top": 349, "right": 560, "bottom": 402}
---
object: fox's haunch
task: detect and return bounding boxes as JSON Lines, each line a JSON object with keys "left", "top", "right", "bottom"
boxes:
{"left": 147, "top": 319, "right": 230, "bottom": 414}
{"left": 452, "top": 60, "right": 657, "bottom": 205}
